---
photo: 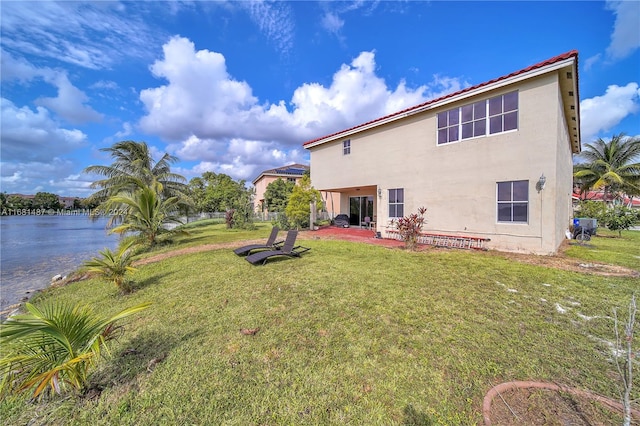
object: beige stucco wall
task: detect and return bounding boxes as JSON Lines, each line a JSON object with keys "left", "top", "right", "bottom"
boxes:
{"left": 253, "top": 176, "right": 279, "bottom": 212}
{"left": 308, "top": 72, "right": 574, "bottom": 254}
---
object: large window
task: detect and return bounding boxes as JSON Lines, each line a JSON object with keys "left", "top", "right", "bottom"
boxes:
{"left": 437, "top": 109, "right": 459, "bottom": 144}
{"left": 489, "top": 91, "right": 518, "bottom": 134}
{"left": 343, "top": 139, "right": 351, "bottom": 155}
{"left": 461, "top": 100, "right": 487, "bottom": 139}
{"left": 437, "top": 91, "right": 518, "bottom": 145}
{"left": 388, "top": 188, "right": 404, "bottom": 218}
{"left": 497, "top": 180, "right": 528, "bottom": 223}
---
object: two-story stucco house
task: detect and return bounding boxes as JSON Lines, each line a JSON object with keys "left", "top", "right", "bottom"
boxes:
{"left": 252, "top": 164, "right": 310, "bottom": 214}
{"left": 304, "top": 51, "right": 581, "bottom": 254}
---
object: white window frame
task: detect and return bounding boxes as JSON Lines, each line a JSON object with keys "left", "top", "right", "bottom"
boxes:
{"left": 388, "top": 188, "right": 404, "bottom": 218}
{"left": 496, "top": 180, "right": 529, "bottom": 224}
{"left": 437, "top": 91, "right": 518, "bottom": 146}
{"left": 343, "top": 139, "right": 351, "bottom": 155}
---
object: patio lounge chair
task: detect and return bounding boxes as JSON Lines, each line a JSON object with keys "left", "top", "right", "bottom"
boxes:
{"left": 245, "top": 230, "right": 310, "bottom": 265}
{"left": 233, "top": 226, "right": 283, "bottom": 256}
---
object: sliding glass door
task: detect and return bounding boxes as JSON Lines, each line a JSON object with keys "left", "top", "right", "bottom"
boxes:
{"left": 349, "top": 196, "right": 374, "bottom": 227}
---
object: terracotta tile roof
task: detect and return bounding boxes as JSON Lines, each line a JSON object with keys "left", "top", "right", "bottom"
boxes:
{"left": 303, "top": 50, "right": 579, "bottom": 147}
{"left": 573, "top": 191, "right": 640, "bottom": 207}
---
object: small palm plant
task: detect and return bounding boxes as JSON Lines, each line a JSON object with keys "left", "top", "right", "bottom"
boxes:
{"left": 84, "top": 240, "right": 138, "bottom": 293}
{"left": 0, "top": 301, "right": 151, "bottom": 398}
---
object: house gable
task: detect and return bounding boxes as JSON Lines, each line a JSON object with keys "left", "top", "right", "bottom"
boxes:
{"left": 303, "top": 50, "right": 580, "bottom": 155}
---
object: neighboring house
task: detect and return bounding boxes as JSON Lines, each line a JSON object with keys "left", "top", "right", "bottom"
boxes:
{"left": 304, "top": 51, "right": 581, "bottom": 254}
{"left": 573, "top": 191, "right": 640, "bottom": 209}
{"left": 59, "top": 197, "right": 77, "bottom": 209}
{"left": 252, "top": 164, "right": 310, "bottom": 214}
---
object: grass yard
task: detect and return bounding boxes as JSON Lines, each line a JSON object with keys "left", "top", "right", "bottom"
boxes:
{"left": 1, "top": 223, "right": 638, "bottom": 425}
{"left": 564, "top": 228, "right": 640, "bottom": 270}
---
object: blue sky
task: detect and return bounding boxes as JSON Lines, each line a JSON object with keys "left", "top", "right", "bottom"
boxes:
{"left": 1, "top": 1, "right": 639, "bottom": 197}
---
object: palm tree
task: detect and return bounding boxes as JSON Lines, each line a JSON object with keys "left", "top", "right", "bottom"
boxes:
{"left": 83, "top": 140, "right": 189, "bottom": 205}
{"left": 84, "top": 240, "right": 138, "bottom": 293}
{"left": 108, "top": 184, "right": 186, "bottom": 246}
{"left": 573, "top": 133, "right": 640, "bottom": 202}
{"left": 0, "top": 301, "right": 150, "bottom": 398}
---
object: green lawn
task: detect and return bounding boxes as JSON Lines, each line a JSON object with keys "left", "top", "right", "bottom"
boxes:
{"left": 564, "top": 228, "right": 640, "bottom": 270}
{"left": 1, "top": 224, "right": 638, "bottom": 425}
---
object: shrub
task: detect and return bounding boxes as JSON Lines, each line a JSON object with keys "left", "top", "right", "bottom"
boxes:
{"left": 272, "top": 212, "right": 292, "bottom": 230}
{"left": 393, "top": 206, "right": 427, "bottom": 251}
{"left": 604, "top": 206, "right": 640, "bottom": 236}
{"left": 574, "top": 201, "right": 640, "bottom": 237}
{"left": 575, "top": 200, "right": 607, "bottom": 224}
{"left": 225, "top": 209, "right": 235, "bottom": 229}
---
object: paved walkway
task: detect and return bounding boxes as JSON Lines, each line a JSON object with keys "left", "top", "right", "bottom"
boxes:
{"left": 301, "top": 226, "right": 407, "bottom": 249}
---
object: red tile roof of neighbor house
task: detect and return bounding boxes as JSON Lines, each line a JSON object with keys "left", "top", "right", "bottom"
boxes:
{"left": 303, "top": 50, "right": 579, "bottom": 147}
{"left": 573, "top": 191, "right": 640, "bottom": 207}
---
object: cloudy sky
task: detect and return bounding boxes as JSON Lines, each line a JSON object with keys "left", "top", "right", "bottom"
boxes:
{"left": 1, "top": 0, "right": 639, "bottom": 197}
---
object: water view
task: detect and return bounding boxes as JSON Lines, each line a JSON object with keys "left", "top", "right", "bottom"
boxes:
{"left": 0, "top": 214, "right": 119, "bottom": 312}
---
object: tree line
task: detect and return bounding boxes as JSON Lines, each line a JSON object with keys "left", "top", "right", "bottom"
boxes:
{"left": 573, "top": 133, "right": 640, "bottom": 234}
{"left": 0, "top": 192, "right": 96, "bottom": 211}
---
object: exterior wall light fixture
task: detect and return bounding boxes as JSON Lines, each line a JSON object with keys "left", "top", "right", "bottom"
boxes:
{"left": 378, "top": 188, "right": 382, "bottom": 198}
{"left": 536, "top": 174, "right": 546, "bottom": 192}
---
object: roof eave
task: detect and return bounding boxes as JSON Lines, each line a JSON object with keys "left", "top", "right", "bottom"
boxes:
{"left": 304, "top": 53, "right": 580, "bottom": 151}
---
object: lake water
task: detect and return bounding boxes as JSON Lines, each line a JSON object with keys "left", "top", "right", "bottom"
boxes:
{"left": 0, "top": 214, "right": 119, "bottom": 312}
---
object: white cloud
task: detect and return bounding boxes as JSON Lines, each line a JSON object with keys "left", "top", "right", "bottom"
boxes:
{"left": 583, "top": 53, "right": 601, "bottom": 71}
{"left": 2, "top": 50, "right": 103, "bottom": 125}
{"left": 35, "top": 73, "right": 103, "bottom": 124}
{"left": 0, "top": 1, "right": 160, "bottom": 70}
{"left": 321, "top": 12, "right": 345, "bottom": 36}
{"left": 139, "top": 36, "right": 259, "bottom": 141}
{"left": 605, "top": 0, "right": 640, "bottom": 60}
{"left": 0, "top": 48, "right": 41, "bottom": 82}
{"left": 239, "top": 1, "right": 295, "bottom": 55}
{"left": 140, "top": 38, "right": 456, "bottom": 144}
{"left": 0, "top": 98, "right": 88, "bottom": 163}
{"left": 90, "top": 80, "right": 119, "bottom": 91}
{"left": 0, "top": 158, "right": 90, "bottom": 196}
{"left": 114, "top": 122, "right": 134, "bottom": 139}
{"left": 580, "top": 82, "right": 640, "bottom": 141}
{"left": 139, "top": 37, "right": 466, "bottom": 183}
{"left": 170, "top": 134, "right": 307, "bottom": 183}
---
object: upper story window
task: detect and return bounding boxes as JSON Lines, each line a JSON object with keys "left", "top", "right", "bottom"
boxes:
{"left": 287, "top": 177, "right": 297, "bottom": 183}
{"left": 343, "top": 139, "right": 351, "bottom": 155}
{"left": 388, "top": 188, "right": 404, "bottom": 218}
{"left": 437, "top": 91, "right": 518, "bottom": 145}
{"left": 497, "top": 180, "right": 528, "bottom": 223}
{"left": 489, "top": 91, "right": 518, "bottom": 134}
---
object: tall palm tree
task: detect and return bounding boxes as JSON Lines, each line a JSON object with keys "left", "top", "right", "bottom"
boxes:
{"left": 83, "top": 140, "right": 188, "bottom": 204}
{"left": 573, "top": 133, "right": 640, "bottom": 201}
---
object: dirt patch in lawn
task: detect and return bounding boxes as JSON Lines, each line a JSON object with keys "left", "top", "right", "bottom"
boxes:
{"left": 479, "top": 240, "right": 639, "bottom": 278}
{"left": 483, "top": 381, "right": 639, "bottom": 425}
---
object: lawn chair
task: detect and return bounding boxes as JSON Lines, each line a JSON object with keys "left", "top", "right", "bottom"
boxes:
{"left": 233, "top": 226, "right": 283, "bottom": 256}
{"left": 245, "top": 230, "right": 311, "bottom": 265}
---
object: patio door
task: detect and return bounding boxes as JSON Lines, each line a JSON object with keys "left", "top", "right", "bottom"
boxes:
{"left": 349, "top": 196, "right": 374, "bottom": 227}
